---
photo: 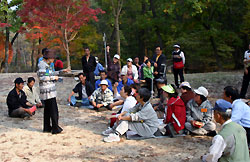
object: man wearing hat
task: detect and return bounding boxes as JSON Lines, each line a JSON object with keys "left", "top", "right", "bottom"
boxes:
{"left": 90, "top": 80, "right": 114, "bottom": 112}
{"left": 6, "top": 77, "right": 34, "bottom": 118}
{"left": 202, "top": 99, "right": 249, "bottom": 162}
{"left": 172, "top": 44, "right": 185, "bottom": 88}
{"left": 185, "top": 86, "right": 216, "bottom": 135}
{"left": 121, "top": 58, "right": 139, "bottom": 82}
{"left": 106, "top": 46, "right": 120, "bottom": 83}
{"left": 179, "top": 82, "right": 195, "bottom": 106}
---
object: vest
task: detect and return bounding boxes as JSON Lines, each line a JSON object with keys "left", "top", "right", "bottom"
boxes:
{"left": 218, "top": 121, "right": 249, "bottom": 162}
{"left": 172, "top": 50, "right": 182, "bottom": 62}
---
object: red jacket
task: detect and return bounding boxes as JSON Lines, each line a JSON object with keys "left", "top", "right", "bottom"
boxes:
{"left": 55, "top": 60, "right": 63, "bottom": 69}
{"left": 165, "top": 97, "right": 186, "bottom": 133}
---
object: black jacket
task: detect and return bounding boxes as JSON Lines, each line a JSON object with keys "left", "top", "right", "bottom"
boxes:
{"left": 73, "top": 81, "right": 94, "bottom": 100}
{"left": 82, "top": 55, "right": 96, "bottom": 73}
{"left": 152, "top": 54, "right": 167, "bottom": 77}
{"left": 6, "top": 88, "right": 28, "bottom": 115}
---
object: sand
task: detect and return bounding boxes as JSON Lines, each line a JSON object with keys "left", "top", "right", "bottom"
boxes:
{"left": 0, "top": 71, "right": 248, "bottom": 162}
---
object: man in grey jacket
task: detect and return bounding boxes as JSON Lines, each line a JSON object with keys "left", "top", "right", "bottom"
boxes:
{"left": 103, "top": 88, "right": 159, "bottom": 142}
{"left": 185, "top": 86, "right": 216, "bottom": 135}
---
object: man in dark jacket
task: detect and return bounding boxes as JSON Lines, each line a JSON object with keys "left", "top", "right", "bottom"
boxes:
{"left": 7, "top": 77, "right": 34, "bottom": 118}
{"left": 68, "top": 73, "right": 94, "bottom": 107}
{"left": 106, "top": 46, "right": 120, "bottom": 83}
{"left": 82, "top": 47, "right": 96, "bottom": 87}
{"left": 152, "top": 46, "right": 167, "bottom": 79}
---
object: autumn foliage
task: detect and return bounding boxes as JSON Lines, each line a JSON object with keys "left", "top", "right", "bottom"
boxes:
{"left": 0, "top": 32, "right": 13, "bottom": 65}
{"left": 18, "top": 0, "right": 104, "bottom": 69}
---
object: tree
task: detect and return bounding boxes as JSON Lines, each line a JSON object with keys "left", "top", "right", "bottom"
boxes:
{"left": 19, "top": 0, "right": 103, "bottom": 70}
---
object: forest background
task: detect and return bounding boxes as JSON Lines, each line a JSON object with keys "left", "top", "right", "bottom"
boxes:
{"left": 0, "top": 0, "right": 250, "bottom": 73}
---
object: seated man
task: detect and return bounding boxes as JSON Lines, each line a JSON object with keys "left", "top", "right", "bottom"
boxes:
{"left": 223, "top": 86, "right": 250, "bottom": 147}
{"left": 179, "top": 82, "right": 195, "bottom": 106}
{"left": 95, "top": 70, "right": 112, "bottom": 91}
{"left": 23, "top": 77, "right": 43, "bottom": 108}
{"left": 103, "top": 88, "right": 159, "bottom": 142}
{"left": 185, "top": 86, "right": 216, "bottom": 135}
{"left": 68, "top": 73, "right": 94, "bottom": 107}
{"left": 116, "top": 71, "right": 134, "bottom": 93}
{"left": 90, "top": 80, "right": 113, "bottom": 112}
{"left": 7, "top": 77, "right": 35, "bottom": 118}
{"left": 153, "top": 77, "right": 166, "bottom": 119}
{"left": 202, "top": 99, "right": 250, "bottom": 162}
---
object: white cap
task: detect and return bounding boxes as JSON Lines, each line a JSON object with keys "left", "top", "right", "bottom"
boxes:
{"left": 127, "top": 58, "right": 133, "bottom": 62}
{"left": 173, "top": 44, "right": 180, "bottom": 48}
{"left": 114, "top": 54, "right": 120, "bottom": 60}
{"left": 179, "top": 82, "right": 191, "bottom": 89}
{"left": 100, "top": 80, "right": 108, "bottom": 86}
{"left": 194, "top": 86, "right": 208, "bottom": 97}
{"left": 120, "top": 70, "right": 127, "bottom": 76}
{"left": 95, "top": 57, "right": 99, "bottom": 63}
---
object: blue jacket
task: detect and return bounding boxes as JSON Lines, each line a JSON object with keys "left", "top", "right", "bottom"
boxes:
{"left": 95, "top": 79, "right": 112, "bottom": 91}
{"left": 117, "top": 78, "right": 134, "bottom": 93}
{"left": 231, "top": 99, "right": 250, "bottom": 128}
{"left": 94, "top": 63, "right": 104, "bottom": 76}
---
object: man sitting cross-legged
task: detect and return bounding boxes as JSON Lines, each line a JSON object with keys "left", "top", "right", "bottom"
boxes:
{"left": 7, "top": 77, "right": 36, "bottom": 118}
{"left": 90, "top": 80, "right": 113, "bottom": 112}
{"left": 23, "top": 77, "right": 43, "bottom": 108}
{"left": 68, "top": 73, "right": 94, "bottom": 107}
{"left": 103, "top": 88, "right": 159, "bottom": 142}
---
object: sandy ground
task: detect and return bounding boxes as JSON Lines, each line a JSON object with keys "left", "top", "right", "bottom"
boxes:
{"left": 0, "top": 71, "right": 248, "bottom": 162}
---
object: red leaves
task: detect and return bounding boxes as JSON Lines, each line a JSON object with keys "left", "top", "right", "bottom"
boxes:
{"left": 0, "top": 23, "right": 12, "bottom": 28}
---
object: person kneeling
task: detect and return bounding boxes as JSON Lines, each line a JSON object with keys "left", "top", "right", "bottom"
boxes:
{"left": 90, "top": 80, "right": 113, "bottom": 112}
{"left": 162, "top": 84, "right": 186, "bottom": 137}
{"left": 185, "top": 86, "right": 216, "bottom": 136}
{"left": 7, "top": 77, "right": 36, "bottom": 119}
{"left": 103, "top": 88, "right": 159, "bottom": 142}
{"left": 68, "top": 73, "right": 94, "bottom": 107}
{"left": 202, "top": 99, "right": 250, "bottom": 162}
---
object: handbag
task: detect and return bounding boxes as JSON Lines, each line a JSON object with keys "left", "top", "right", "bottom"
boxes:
{"left": 173, "top": 61, "right": 184, "bottom": 69}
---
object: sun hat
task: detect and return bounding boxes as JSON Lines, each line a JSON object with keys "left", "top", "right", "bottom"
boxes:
{"left": 161, "top": 84, "right": 175, "bottom": 94}
{"left": 100, "top": 80, "right": 108, "bottom": 86}
{"left": 179, "top": 82, "right": 191, "bottom": 89}
{"left": 127, "top": 58, "right": 133, "bottom": 62}
{"left": 194, "top": 86, "right": 208, "bottom": 97}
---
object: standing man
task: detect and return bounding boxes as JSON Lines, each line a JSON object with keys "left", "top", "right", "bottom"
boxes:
{"left": 240, "top": 43, "right": 250, "bottom": 98}
{"left": 172, "top": 44, "right": 185, "bottom": 88}
{"left": 134, "top": 57, "right": 140, "bottom": 72}
{"left": 82, "top": 47, "right": 96, "bottom": 87}
{"left": 152, "top": 46, "right": 167, "bottom": 79}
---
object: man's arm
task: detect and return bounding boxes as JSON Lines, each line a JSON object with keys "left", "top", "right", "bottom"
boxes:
{"left": 68, "top": 91, "right": 75, "bottom": 103}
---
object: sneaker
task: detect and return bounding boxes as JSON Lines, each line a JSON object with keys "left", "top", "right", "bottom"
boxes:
{"left": 103, "top": 133, "right": 120, "bottom": 142}
{"left": 75, "top": 102, "right": 82, "bottom": 107}
{"left": 102, "top": 127, "right": 115, "bottom": 136}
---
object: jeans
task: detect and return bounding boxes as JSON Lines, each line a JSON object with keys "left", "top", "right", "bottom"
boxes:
{"left": 70, "top": 96, "right": 90, "bottom": 106}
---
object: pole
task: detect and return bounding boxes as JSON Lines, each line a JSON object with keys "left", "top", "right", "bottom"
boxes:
{"left": 103, "top": 33, "right": 107, "bottom": 69}
{"left": 151, "top": 67, "right": 154, "bottom": 98}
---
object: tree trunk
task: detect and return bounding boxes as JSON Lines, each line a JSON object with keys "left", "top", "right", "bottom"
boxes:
{"left": 115, "top": 15, "right": 120, "bottom": 56}
{"left": 209, "top": 36, "right": 222, "bottom": 70}
{"left": 4, "top": 10, "right": 9, "bottom": 73}
{"left": 31, "top": 40, "right": 35, "bottom": 72}
{"left": 66, "top": 42, "right": 71, "bottom": 70}
{"left": 11, "top": 32, "right": 19, "bottom": 45}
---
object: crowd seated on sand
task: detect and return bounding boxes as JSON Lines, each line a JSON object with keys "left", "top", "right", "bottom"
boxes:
{"left": 5, "top": 44, "right": 250, "bottom": 161}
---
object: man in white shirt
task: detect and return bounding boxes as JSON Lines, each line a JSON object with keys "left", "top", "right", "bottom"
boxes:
{"left": 240, "top": 43, "right": 250, "bottom": 98}
{"left": 202, "top": 99, "right": 249, "bottom": 162}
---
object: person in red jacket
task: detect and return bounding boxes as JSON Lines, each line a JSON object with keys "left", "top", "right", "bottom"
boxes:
{"left": 162, "top": 84, "right": 186, "bottom": 137}
{"left": 54, "top": 57, "right": 63, "bottom": 71}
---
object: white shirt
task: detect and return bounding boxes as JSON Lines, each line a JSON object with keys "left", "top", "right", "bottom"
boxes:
{"left": 116, "top": 96, "right": 137, "bottom": 117}
{"left": 176, "top": 50, "right": 185, "bottom": 64}
{"left": 244, "top": 50, "right": 250, "bottom": 66}
{"left": 82, "top": 85, "right": 88, "bottom": 98}
{"left": 202, "top": 119, "right": 235, "bottom": 162}
{"left": 121, "top": 65, "right": 139, "bottom": 80}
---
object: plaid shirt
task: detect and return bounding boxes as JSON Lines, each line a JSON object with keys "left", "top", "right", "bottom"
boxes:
{"left": 90, "top": 88, "right": 113, "bottom": 106}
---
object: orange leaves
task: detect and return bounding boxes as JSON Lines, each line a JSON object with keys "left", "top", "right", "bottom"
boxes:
{"left": 0, "top": 32, "right": 13, "bottom": 64}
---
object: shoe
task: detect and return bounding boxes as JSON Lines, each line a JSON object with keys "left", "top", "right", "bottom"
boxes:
{"left": 103, "top": 133, "right": 120, "bottom": 142}
{"left": 75, "top": 102, "right": 82, "bottom": 107}
{"left": 207, "top": 130, "right": 217, "bottom": 137}
{"left": 102, "top": 127, "right": 115, "bottom": 136}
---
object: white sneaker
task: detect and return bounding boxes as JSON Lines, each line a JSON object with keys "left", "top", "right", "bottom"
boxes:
{"left": 103, "top": 133, "right": 120, "bottom": 142}
{"left": 102, "top": 127, "right": 115, "bottom": 136}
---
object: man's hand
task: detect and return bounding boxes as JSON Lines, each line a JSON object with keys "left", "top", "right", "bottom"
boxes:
{"left": 154, "top": 62, "right": 157, "bottom": 67}
{"left": 154, "top": 71, "right": 158, "bottom": 75}
{"left": 68, "top": 97, "right": 71, "bottom": 103}
{"left": 114, "top": 82, "right": 119, "bottom": 88}
{"left": 97, "top": 104, "right": 103, "bottom": 108}
{"left": 118, "top": 114, "right": 123, "bottom": 120}
{"left": 26, "top": 102, "right": 33, "bottom": 107}
{"left": 191, "top": 120, "right": 196, "bottom": 126}
{"left": 106, "top": 46, "right": 110, "bottom": 52}
{"left": 92, "top": 102, "right": 97, "bottom": 107}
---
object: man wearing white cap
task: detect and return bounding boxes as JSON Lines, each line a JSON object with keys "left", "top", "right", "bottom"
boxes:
{"left": 172, "top": 44, "right": 185, "bottom": 87}
{"left": 90, "top": 80, "right": 113, "bottom": 112}
{"left": 185, "top": 86, "right": 216, "bottom": 135}
{"left": 106, "top": 46, "right": 120, "bottom": 83}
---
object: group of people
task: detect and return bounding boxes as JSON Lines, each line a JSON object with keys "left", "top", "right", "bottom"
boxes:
{"left": 5, "top": 44, "right": 250, "bottom": 161}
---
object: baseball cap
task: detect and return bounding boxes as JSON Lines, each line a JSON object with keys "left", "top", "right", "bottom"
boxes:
{"left": 213, "top": 99, "right": 232, "bottom": 112}
{"left": 173, "top": 44, "right": 180, "bottom": 48}
{"left": 127, "top": 58, "right": 133, "bottom": 62}
{"left": 194, "top": 86, "right": 208, "bottom": 97}
{"left": 114, "top": 54, "right": 120, "bottom": 60}
{"left": 100, "top": 80, "right": 108, "bottom": 86}
{"left": 14, "top": 77, "right": 25, "bottom": 84}
{"left": 162, "top": 84, "right": 175, "bottom": 94}
{"left": 179, "top": 82, "right": 191, "bottom": 89}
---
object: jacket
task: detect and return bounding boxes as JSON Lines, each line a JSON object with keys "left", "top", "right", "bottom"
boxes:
{"left": 73, "top": 81, "right": 94, "bottom": 100}
{"left": 152, "top": 54, "right": 167, "bottom": 78}
{"left": 23, "top": 85, "right": 41, "bottom": 105}
{"left": 121, "top": 65, "right": 139, "bottom": 80}
{"left": 165, "top": 97, "right": 186, "bottom": 133}
{"left": 82, "top": 55, "right": 96, "bottom": 73}
{"left": 107, "top": 52, "right": 120, "bottom": 81}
